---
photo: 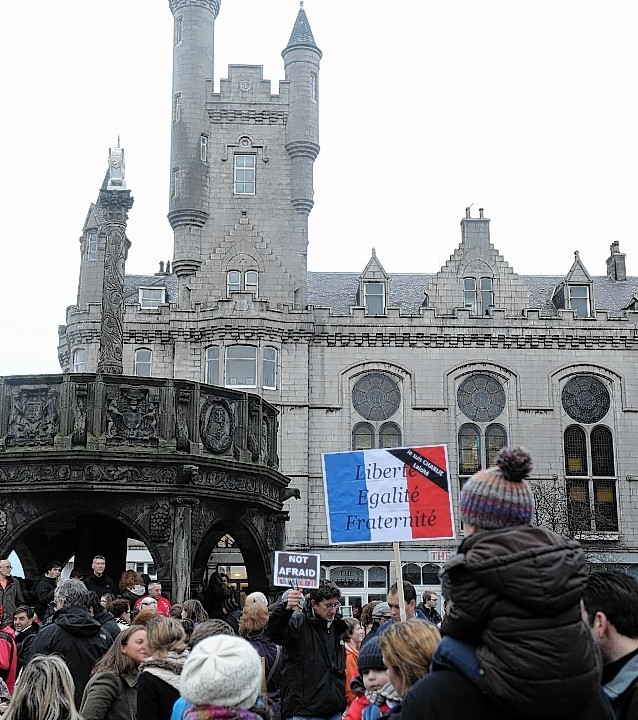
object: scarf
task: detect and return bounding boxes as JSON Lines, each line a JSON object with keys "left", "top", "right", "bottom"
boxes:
{"left": 366, "top": 681, "right": 401, "bottom": 706}
{"left": 141, "top": 650, "right": 188, "bottom": 690}
{"left": 184, "top": 706, "right": 261, "bottom": 720}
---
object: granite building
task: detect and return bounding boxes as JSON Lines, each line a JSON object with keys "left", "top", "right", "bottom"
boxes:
{"left": 58, "top": 1, "right": 638, "bottom": 609}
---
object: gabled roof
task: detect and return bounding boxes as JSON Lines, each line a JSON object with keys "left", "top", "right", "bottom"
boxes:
{"left": 120, "top": 271, "right": 638, "bottom": 318}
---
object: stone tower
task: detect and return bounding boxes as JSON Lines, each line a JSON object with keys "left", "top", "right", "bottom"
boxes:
{"left": 167, "top": 1, "right": 321, "bottom": 310}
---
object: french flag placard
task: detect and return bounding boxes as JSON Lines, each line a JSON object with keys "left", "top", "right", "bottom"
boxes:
{"left": 322, "top": 445, "right": 455, "bottom": 544}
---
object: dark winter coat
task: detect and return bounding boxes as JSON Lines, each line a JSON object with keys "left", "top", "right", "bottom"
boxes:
{"left": 137, "top": 651, "right": 188, "bottom": 720}
{"left": 93, "top": 607, "right": 122, "bottom": 640}
{"left": 84, "top": 572, "right": 118, "bottom": 597}
{"left": 441, "top": 524, "right": 601, "bottom": 719}
{"left": 34, "top": 574, "right": 57, "bottom": 621}
{"left": 26, "top": 604, "right": 112, "bottom": 706}
{"left": 0, "top": 577, "right": 24, "bottom": 623}
{"left": 266, "top": 602, "right": 347, "bottom": 719}
{"left": 402, "top": 668, "right": 615, "bottom": 720}
{"left": 247, "top": 631, "right": 283, "bottom": 720}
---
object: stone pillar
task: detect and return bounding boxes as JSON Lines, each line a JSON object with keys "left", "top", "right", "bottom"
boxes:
{"left": 172, "top": 497, "right": 198, "bottom": 603}
{"left": 97, "top": 147, "right": 134, "bottom": 375}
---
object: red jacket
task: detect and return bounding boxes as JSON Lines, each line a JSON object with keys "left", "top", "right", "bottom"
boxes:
{"left": 0, "top": 625, "right": 18, "bottom": 693}
{"left": 133, "top": 594, "right": 173, "bottom": 617}
{"left": 345, "top": 694, "right": 391, "bottom": 720}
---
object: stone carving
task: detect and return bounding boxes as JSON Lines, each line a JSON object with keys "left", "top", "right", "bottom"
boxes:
{"left": 97, "top": 225, "right": 126, "bottom": 375}
{"left": 0, "top": 506, "right": 7, "bottom": 537}
{"left": 176, "top": 390, "right": 190, "bottom": 451}
{"left": 6, "top": 387, "right": 59, "bottom": 447}
{"left": 247, "top": 403, "right": 268, "bottom": 464}
{"left": 72, "top": 384, "right": 88, "bottom": 447}
{"left": 149, "top": 501, "right": 171, "bottom": 542}
{"left": 199, "top": 396, "right": 234, "bottom": 454}
{"left": 194, "top": 470, "right": 280, "bottom": 502}
{"left": 0, "top": 464, "right": 73, "bottom": 484}
{"left": 106, "top": 388, "right": 159, "bottom": 447}
{"left": 84, "top": 464, "right": 177, "bottom": 484}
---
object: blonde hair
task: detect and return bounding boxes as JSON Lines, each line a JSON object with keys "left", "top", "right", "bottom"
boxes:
{"left": 3, "top": 655, "right": 82, "bottom": 720}
{"left": 145, "top": 616, "right": 187, "bottom": 657}
{"left": 238, "top": 602, "right": 269, "bottom": 637}
{"left": 378, "top": 619, "right": 440, "bottom": 694}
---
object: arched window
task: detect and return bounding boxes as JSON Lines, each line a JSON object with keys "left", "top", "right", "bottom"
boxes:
{"left": 591, "top": 426, "right": 614, "bottom": 476}
{"left": 485, "top": 424, "right": 507, "bottom": 466}
{"left": 421, "top": 563, "right": 441, "bottom": 585}
{"left": 368, "top": 566, "right": 387, "bottom": 588}
{"left": 134, "top": 349, "right": 152, "bottom": 377}
{"left": 564, "top": 425, "right": 588, "bottom": 475}
{"left": 379, "top": 422, "right": 402, "bottom": 448}
{"left": 459, "top": 424, "right": 481, "bottom": 475}
{"left": 72, "top": 349, "right": 87, "bottom": 373}
{"left": 205, "top": 346, "right": 219, "bottom": 385}
{"left": 352, "top": 422, "right": 375, "bottom": 451}
{"left": 227, "top": 270, "right": 241, "bottom": 294}
{"left": 402, "top": 563, "right": 421, "bottom": 585}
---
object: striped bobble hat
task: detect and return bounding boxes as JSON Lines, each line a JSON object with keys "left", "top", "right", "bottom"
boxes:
{"left": 460, "top": 447, "right": 534, "bottom": 530}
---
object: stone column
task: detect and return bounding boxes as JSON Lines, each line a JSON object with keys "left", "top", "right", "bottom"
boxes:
{"left": 172, "top": 496, "right": 198, "bottom": 603}
{"left": 97, "top": 148, "right": 134, "bottom": 375}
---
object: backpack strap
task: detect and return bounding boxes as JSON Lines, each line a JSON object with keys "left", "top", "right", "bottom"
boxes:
{"left": 266, "top": 644, "right": 282, "bottom": 686}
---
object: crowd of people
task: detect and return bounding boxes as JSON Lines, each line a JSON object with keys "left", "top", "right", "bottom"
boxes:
{"left": 0, "top": 447, "right": 636, "bottom": 719}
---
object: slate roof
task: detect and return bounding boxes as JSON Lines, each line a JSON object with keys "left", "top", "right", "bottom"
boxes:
{"left": 122, "top": 271, "right": 638, "bottom": 318}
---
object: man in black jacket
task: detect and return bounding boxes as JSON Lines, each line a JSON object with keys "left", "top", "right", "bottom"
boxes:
{"left": 33, "top": 560, "right": 61, "bottom": 621}
{"left": 266, "top": 580, "right": 347, "bottom": 720}
{"left": 83, "top": 555, "right": 117, "bottom": 597}
{"left": 0, "top": 560, "right": 24, "bottom": 624}
{"left": 25, "top": 578, "right": 111, "bottom": 706}
{"left": 583, "top": 571, "right": 638, "bottom": 720}
{"left": 12, "top": 605, "right": 38, "bottom": 671}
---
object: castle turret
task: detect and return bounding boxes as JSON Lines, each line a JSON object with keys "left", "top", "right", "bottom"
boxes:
{"left": 167, "top": 0, "right": 220, "bottom": 283}
{"left": 282, "top": 4, "right": 322, "bottom": 216}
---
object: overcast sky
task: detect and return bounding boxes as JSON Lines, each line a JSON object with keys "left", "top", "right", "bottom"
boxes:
{"left": 2, "top": 1, "right": 637, "bottom": 376}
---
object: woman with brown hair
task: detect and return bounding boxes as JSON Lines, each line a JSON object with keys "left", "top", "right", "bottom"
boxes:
{"left": 343, "top": 617, "right": 365, "bottom": 706}
{"left": 118, "top": 570, "right": 146, "bottom": 608}
{"left": 137, "top": 616, "right": 188, "bottom": 720}
{"left": 79, "top": 625, "right": 147, "bottom": 720}
{"left": 378, "top": 619, "right": 440, "bottom": 718}
{"left": 239, "top": 602, "right": 282, "bottom": 720}
{"left": 180, "top": 599, "right": 209, "bottom": 626}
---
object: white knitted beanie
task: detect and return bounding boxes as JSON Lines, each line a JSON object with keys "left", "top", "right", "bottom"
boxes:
{"left": 180, "top": 635, "right": 262, "bottom": 708}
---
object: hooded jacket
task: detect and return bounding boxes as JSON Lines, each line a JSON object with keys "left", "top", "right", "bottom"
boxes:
{"left": 266, "top": 601, "right": 347, "bottom": 719}
{"left": 26, "top": 604, "right": 112, "bottom": 706}
{"left": 138, "top": 651, "right": 188, "bottom": 720}
{"left": 441, "top": 525, "right": 601, "bottom": 719}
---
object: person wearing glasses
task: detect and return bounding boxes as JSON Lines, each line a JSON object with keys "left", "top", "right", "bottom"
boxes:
{"left": 266, "top": 580, "right": 347, "bottom": 720}
{"left": 418, "top": 592, "right": 442, "bottom": 626}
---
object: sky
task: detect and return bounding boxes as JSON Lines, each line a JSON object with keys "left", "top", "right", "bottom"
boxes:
{"left": 2, "top": 0, "right": 638, "bottom": 376}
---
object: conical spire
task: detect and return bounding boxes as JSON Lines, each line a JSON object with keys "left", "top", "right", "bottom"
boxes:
{"left": 285, "top": 3, "right": 320, "bottom": 53}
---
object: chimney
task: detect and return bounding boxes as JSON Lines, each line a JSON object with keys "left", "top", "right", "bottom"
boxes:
{"left": 460, "top": 207, "right": 490, "bottom": 249}
{"left": 606, "top": 241, "right": 626, "bottom": 282}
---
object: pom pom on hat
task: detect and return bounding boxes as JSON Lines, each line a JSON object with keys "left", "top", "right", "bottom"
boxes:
{"left": 460, "top": 446, "right": 534, "bottom": 530}
{"left": 358, "top": 637, "right": 385, "bottom": 673}
{"left": 180, "top": 635, "right": 262, "bottom": 709}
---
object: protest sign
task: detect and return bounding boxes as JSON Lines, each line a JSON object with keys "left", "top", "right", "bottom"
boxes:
{"left": 273, "top": 550, "right": 321, "bottom": 588}
{"left": 322, "top": 444, "right": 454, "bottom": 544}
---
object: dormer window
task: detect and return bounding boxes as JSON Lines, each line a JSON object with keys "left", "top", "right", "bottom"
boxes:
{"left": 464, "top": 277, "right": 494, "bottom": 315}
{"left": 569, "top": 285, "right": 591, "bottom": 318}
{"left": 139, "top": 287, "right": 166, "bottom": 309}
{"left": 364, "top": 282, "right": 385, "bottom": 315}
